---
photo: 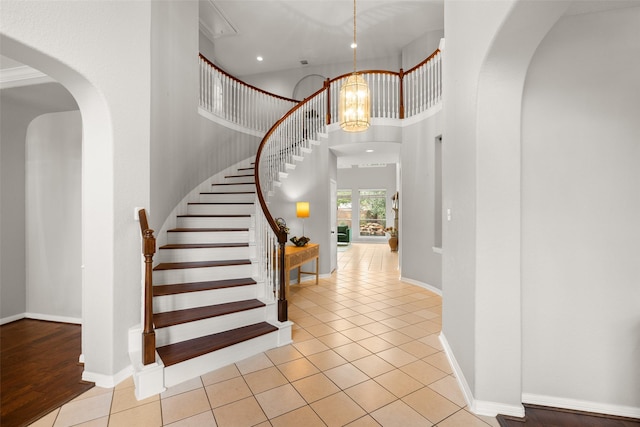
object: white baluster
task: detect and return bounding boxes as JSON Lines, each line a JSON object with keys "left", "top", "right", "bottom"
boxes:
{"left": 428, "top": 60, "right": 433, "bottom": 109}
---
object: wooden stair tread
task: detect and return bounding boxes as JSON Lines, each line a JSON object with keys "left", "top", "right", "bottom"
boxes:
{"left": 237, "top": 167, "right": 254, "bottom": 171}
{"left": 157, "top": 322, "right": 278, "bottom": 367}
{"left": 167, "top": 227, "right": 249, "bottom": 232}
{"left": 199, "top": 191, "right": 255, "bottom": 195}
{"left": 154, "top": 259, "right": 251, "bottom": 271}
{"left": 153, "top": 278, "right": 257, "bottom": 296}
{"left": 177, "top": 214, "right": 250, "bottom": 218}
{"left": 211, "top": 182, "right": 254, "bottom": 186}
{"left": 188, "top": 202, "right": 254, "bottom": 205}
{"left": 225, "top": 174, "right": 254, "bottom": 178}
{"left": 159, "top": 243, "right": 249, "bottom": 250}
{"left": 154, "top": 299, "right": 265, "bottom": 329}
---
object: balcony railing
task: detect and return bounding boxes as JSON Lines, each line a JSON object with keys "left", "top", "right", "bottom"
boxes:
{"left": 199, "top": 54, "right": 298, "bottom": 133}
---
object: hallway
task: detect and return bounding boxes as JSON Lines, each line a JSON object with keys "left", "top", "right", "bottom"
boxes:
{"left": 29, "top": 243, "right": 497, "bottom": 427}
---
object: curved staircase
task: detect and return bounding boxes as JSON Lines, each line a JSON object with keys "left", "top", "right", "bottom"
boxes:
{"left": 132, "top": 162, "right": 291, "bottom": 398}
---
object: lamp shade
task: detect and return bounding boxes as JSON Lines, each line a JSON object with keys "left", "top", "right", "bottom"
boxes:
{"left": 296, "top": 202, "right": 310, "bottom": 218}
{"left": 339, "top": 73, "right": 370, "bottom": 132}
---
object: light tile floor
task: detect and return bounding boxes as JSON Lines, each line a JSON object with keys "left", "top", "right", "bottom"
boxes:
{"left": 30, "top": 243, "right": 499, "bottom": 427}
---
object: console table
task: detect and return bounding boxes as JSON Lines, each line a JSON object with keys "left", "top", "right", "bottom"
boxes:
{"left": 284, "top": 243, "right": 319, "bottom": 297}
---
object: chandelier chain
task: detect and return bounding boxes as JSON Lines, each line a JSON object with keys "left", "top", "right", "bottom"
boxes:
{"left": 353, "top": 0, "right": 357, "bottom": 73}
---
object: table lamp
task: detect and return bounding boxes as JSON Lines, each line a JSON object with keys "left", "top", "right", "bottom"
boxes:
{"left": 296, "top": 202, "right": 310, "bottom": 238}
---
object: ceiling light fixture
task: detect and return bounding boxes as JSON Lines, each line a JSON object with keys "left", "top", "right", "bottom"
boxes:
{"left": 256, "top": 56, "right": 263, "bottom": 61}
{"left": 339, "top": 0, "right": 370, "bottom": 132}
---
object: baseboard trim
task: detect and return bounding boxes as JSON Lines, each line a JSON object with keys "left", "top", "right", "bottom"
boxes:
{"left": 439, "top": 333, "right": 474, "bottom": 408}
{"left": 400, "top": 276, "right": 442, "bottom": 296}
{"left": 0, "top": 312, "right": 26, "bottom": 325}
{"left": 82, "top": 364, "right": 133, "bottom": 389}
{"left": 24, "top": 312, "right": 82, "bottom": 324}
{"left": 439, "top": 332, "right": 525, "bottom": 418}
{"left": 522, "top": 393, "right": 640, "bottom": 420}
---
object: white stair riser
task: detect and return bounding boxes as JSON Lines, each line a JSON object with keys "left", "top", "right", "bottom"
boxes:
{"left": 167, "top": 230, "right": 249, "bottom": 244}
{"left": 163, "top": 331, "right": 279, "bottom": 388}
{"left": 210, "top": 183, "right": 255, "bottom": 193}
{"left": 176, "top": 216, "right": 251, "bottom": 229}
{"left": 187, "top": 204, "right": 254, "bottom": 215}
{"left": 153, "top": 264, "right": 254, "bottom": 285}
{"left": 224, "top": 176, "right": 254, "bottom": 184}
{"left": 155, "top": 306, "right": 267, "bottom": 347}
{"left": 157, "top": 246, "right": 251, "bottom": 263}
{"left": 199, "top": 193, "right": 255, "bottom": 203}
{"left": 153, "top": 284, "right": 259, "bottom": 312}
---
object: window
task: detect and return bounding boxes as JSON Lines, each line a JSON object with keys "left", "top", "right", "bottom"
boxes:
{"left": 359, "top": 189, "right": 386, "bottom": 236}
{"left": 337, "top": 189, "right": 352, "bottom": 227}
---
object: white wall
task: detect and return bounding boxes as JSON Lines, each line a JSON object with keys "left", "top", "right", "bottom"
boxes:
{"left": 401, "top": 29, "right": 444, "bottom": 71}
{"left": 151, "top": 2, "right": 263, "bottom": 231}
{"left": 0, "top": 94, "right": 36, "bottom": 321}
{"left": 26, "top": 111, "right": 82, "bottom": 321}
{"left": 269, "top": 140, "right": 337, "bottom": 276}
{"left": 1, "top": 0, "right": 152, "bottom": 384}
{"left": 241, "top": 55, "right": 401, "bottom": 100}
{"left": 337, "top": 164, "right": 397, "bottom": 243}
{"left": 400, "top": 112, "right": 442, "bottom": 290}
{"left": 441, "top": 0, "right": 512, "bottom": 404}
{"left": 0, "top": 83, "right": 79, "bottom": 324}
{"left": 442, "top": 0, "right": 638, "bottom": 418}
{"left": 151, "top": 0, "right": 198, "bottom": 229}
{"left": 442, "top": 0, "right": 567, "bottom": 415}
{"left": 521, "top": 6, "right": 640, "bottom": 413}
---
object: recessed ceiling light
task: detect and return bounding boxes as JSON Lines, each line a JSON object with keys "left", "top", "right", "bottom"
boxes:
{"left": 350, "top": 42, "right": 357, "bottom": 49}
{"left": 366, "top": 149, "right": 374, "bottom": 153}
{"left": 256, "top": 56, "right": 263, "bottom": 62}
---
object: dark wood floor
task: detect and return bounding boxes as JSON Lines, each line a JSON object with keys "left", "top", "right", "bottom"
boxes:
{"left": 1, "top": 319, "right": 94, "bottom": 427}
{"left": 498, "top": 404, "right": 640, "bottom": 427}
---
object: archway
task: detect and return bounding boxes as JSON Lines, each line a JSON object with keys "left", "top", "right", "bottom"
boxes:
{"left": 472, "top": 0, "right": 569, "bottom": 415}
{"left": 1, "top": 33, "right": 117, "bottom": 383}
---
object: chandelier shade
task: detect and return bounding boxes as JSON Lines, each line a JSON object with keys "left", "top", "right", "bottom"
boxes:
{"left": 339, "top": 0, "right": 370, "bottom": 132}
{"left": 339, "top": 73, "right": 370, "bottom": 132}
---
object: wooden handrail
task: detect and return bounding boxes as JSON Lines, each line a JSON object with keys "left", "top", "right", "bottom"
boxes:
{"left": 246, "top": 49, "right": 441, "bottom": 323}
{"left": 138, "top": 209, "right": 156, "bottom": 366}
{"left": 199, "top": 53, "right": 299, "bottom": 104}
{"left": 325, "top": 69, "right": 400, "bottom": 86}
{"left": 403, "top": 48, "right": 441, "bottom": 76}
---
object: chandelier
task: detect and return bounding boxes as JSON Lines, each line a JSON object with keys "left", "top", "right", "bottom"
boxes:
{"left": 339, "top": 0, "right": 370, "bottom": 132}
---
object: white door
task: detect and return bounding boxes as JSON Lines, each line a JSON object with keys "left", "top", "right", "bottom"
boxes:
{"left": 330, "top": 179, "right": 337, "bottom": 272}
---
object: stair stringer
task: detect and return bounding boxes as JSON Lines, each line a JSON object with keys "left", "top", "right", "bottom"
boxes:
{"left": 154, "top": 156, "right": 257, "bottom": 250}
{"left": 265, "top": 132, "right": 328, "bottom": 198}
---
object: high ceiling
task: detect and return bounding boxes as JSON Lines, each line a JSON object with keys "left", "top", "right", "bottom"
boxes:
{"left": 199, "top": 0, "right": 444, "bottom": 167}
{"left": 200, "top": 0, "right": 444, "bottom": 77}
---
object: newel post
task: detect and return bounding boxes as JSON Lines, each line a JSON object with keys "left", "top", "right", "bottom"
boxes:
{"left": 399, "top": 68, "right": 405, "bottom": 119}
{"left": 139, "top": 209, "right": 156, "bottom": 366}
{"left": 324, "top": 78, "right": 331, "bottom": 125}
{"left": 277, "top": 233, "right": 288, "bottom": 322}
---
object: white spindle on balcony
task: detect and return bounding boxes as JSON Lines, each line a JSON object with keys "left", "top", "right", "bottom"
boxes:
{"left": 198, "top": 55, "right": 299, "bottom": 134}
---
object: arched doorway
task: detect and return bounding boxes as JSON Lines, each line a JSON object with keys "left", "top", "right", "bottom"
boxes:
{"left": 1, "top": 33, "right": 119, "bottom": 384}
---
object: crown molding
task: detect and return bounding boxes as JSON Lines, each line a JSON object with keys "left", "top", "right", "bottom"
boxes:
{"left": 0, "top": 66, "right": 54, "bottom": 89}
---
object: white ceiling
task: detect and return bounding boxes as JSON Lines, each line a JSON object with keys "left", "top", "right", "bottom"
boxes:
{"left": 199, "top": 0, "right": 443, "bottom": 166}
{"left": 200, "top": 0, "right": 444, "bottom": 77}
